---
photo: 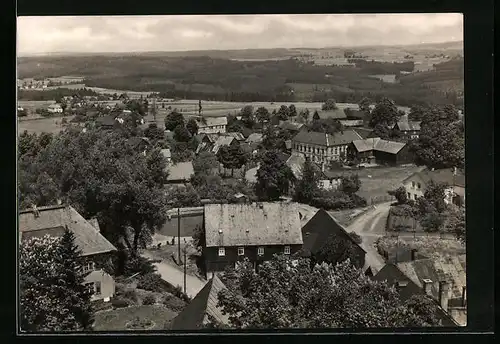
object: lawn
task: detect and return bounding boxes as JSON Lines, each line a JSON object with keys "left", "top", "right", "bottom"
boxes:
{"left": 93, "top": 305, "right": 177, "bottom": 331}
{"left": 18, "top": 117, "right": 71, "bottom": 134}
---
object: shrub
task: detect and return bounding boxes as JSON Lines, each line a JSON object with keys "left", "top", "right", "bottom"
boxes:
{"left": 348, "top": 231, "right": 363, "bottom": 245}
{"left": 162, "top": 294, "right": 187, "bottom": 312}
{"left": 111, "top": 298, "right": 130, "bottom": 308}
{"left": 123, "top": 289, "right": 138, "bottom": 303}
{"left": 137, "top": 273, "right": 164, "bottom": 292}
{"left": 123, "top": 254, "right": 157, "bottom": 277}
{"left": 142, "top": 294, "right": 156, "bottom": 305}
{"left": 126, "top": 317, "right": 154, "bottom": 330}
{"left": 172, "top": 285, "right": 192, "bottom": 302}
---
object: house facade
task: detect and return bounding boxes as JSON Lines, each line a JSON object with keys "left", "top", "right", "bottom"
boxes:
{"left": 402, "top": 168, "right": 465, "bottom": 205}
{"left": 19, "top": 205, "right": 117, "bottom": 302}
{"left": 394, "top": 121, "right": 421, "bottom": 140}
{"left": 286, "top": 153, "right": 342, "bottom": 192}
{"left": 291, "top": 130, "right": 363, "bottom": 167}
{"left": 196, "top": 116, "right": 228, "bottom": 134}
{"left": 47, "top": 104, "right": 63, "bottom": 113}
{"left": 203, "top": 203, "right": 303, "bottom": 276}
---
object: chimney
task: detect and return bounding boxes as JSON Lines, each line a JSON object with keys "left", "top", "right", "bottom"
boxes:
{"left": 422, "top": 278, "right": 433, "bottom": 296}
{"left": 410, "top": 248, "right": 417, "bottom": 261}
{"left": 438, "top": 281, "right": 450, "bottom": 311}
{"left": 461, "top": 286, "right": 467, "bottom": 307}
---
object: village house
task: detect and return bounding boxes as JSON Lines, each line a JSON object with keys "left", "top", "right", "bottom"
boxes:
{"left": 402, "top": 168, "right": 465, "bottom": 205}
{"left": 348, "top": 137, "right": 413, "bottom": 166}
{"left": 211, "top": 136, "right": 239, "bottom": 155}
{"left": 169, "top": 274, "right": 230, "bottom": 330}
{"left": 339, "top": 119, "right": 365, "bottom": 128}
{"left": 165, "top": 161, "right": 195, "bottom": 186}
{"left": 316, "top": 109, "right": 348, "bottom": 120}
{"left": 286, "top": 153, "right": 343, "bottom": 192}
{"left": 245, "top": 133, "right": 264, "bottom": 145}
{"left": 196, "top": 116, "right": 228, "bottom": 134}
{"left": 47, "top": 103, "right": 63, "bottom": 114}
{"left": 352, "top": 127, "right": 376, "bottom": 139}
{"left": 301, "top": 209, "right": 366, "bottom": 269}
{"left": 224, "top": 132, "right": 246, "bottom": 142}
{"left": 291, "top": 130, "right": 363, "bottom": 168}
{"left": 278, "top": 120, "right": 307, "bottom": 134}
{"left": 96, "top": 115, "right": 118, "bottom": 129}
{"left": 19, "top": 205, "right": 117, "bottom": 302}
{"left": 372, "top": 254, "right": 467, "bottom": 326}
{"left": 203, "top": 202, "right": 303, "bottom": 276}
{"left": 393, "top": 120, "right": 421, "bottom": 140}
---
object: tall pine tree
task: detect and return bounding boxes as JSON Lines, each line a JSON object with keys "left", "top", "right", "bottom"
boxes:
{"left": 293, "top": 157, "right": 320, "bottom": 204}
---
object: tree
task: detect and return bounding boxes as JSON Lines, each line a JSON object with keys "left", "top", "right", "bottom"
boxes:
{"left": 348, "top": 231, "right": 362, "bottom": 245}
{"left": 340, "top": 174, "right": 361, "bottom": 194}
{"left": 144, "top": 123, "right": 165, "bottom": 143}
{"left": 300, "top": 109, "right": 310, "bottom": 123}
{"left": 255, "top": 151, "right": 294, "bottom": 201}
{"left": 314, "top": 234, "right": 365, "bottom": 268}
{"left": 277, "top": 105, "right": 289, "bottom": 121}
{"left": 443, "top": 206, "right": 465, "bottom": 244}
{"left": 186, "top": 118, "right": 199, "bottom": 136}
{"left": 420, "top": 212, "right": 444, "bottom": 232}
{"left": 167, "top": 185, "right": 201, "bottom": 208}
{"left": 173, "top": 124, "right": 191, "bottom": 142}
{"left": 261, "top": 127, "right": 291, "bottom": 152}
{"left": 217, "top": 144, "right": 248, "bottom": 178}
{"left": 422, "top": 181, "right": 448, "bottom": 214}
{"left": 255, "top": 107, "right": 270, "bottom": 126}
{"left": 369, "top": 97, "right": 400, "bottom": 128}
{"left": 164, "top": 111, "right": 185, "bottom": 131}
{"left": 408, "top": 105, "right": 427, "bottom": 122}
{"left": 322, "top": 98, "right": 338, "bottom": 111}
{"left": 288, "top": 104, "right": 297, "bottom": 117}
{"left": 240, "top": 105, "right": 255, "bottom": 128}
{"left": 388, "top": 186, "right": 408, "bottom": 205}
{"left": 20, "top": 233, "right": 93, "bottom": 332}
{"left": 359, "top": 97, "right": 371, "bottom": 114}
{"left": 372, "top": 123, "right": 392, "bottom": 140}
{"left": 411, "top": 107, "right": 464, "bottom": 169}
{"left": 193, "top": 151, "right": 219, "bottom": 176}
{"left": 216, "top": 257, "right": 442, "bottom": 329}
{"left": 293, "top": 158, "right": 320, "bottom": 204}
{"left": 312, "top": 110, "right": 320, "bottom": 121}
{"left": 308, "top": 118, "right": 344, "bottom": 135}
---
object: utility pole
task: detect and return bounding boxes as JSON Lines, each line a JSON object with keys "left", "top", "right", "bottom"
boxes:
{"left": 177, "top": 208, "right": 181, "bottom": 266}
{"left": 183, "top": 246, "right": 187, "bottom": 295}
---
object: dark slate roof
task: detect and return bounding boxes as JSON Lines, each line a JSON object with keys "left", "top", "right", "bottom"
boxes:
{"left": 301, "top": 209, "right": 366, "bottom": 255}
{"left": 278, "top": 121, "right": 305, "bottom": 131}
{"left": 352, "top": 138, "right": 406, "bottom": 154}
{"left": 317, "top": 109, "right": 347, "bottom": 120}
{"left": 19, "top": 205, "right": 116, "bottom": 256}
{"left": 204, "top": 203, "right": 303, "bottom": 247}
{"left": 352, "top": 128, "right": 375, "bottom": 139}
{"left": 346, "top": 110, "right": 367, "bottom": 119}
{"left": 396, "top": 121, "right": 421, "bottom": 132}
{"left": 402, "top": 168, "right": 465, "bottom": 188}
{"left": 170, "top": 274, "right": 230, "bottom": 330}
{"left": 292, "top": 130, "right": 362, "bottom": 147}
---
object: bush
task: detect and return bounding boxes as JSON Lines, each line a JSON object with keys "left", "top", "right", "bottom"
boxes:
{"left": 142, "top": 294, "right": 156, "bottom": 305}
{"left": 172, "top": 285, "right": 192, "bottom": 302}
{"left": 111, "top": 298, "right": 130, "bottom": 308}
{"left": 122, "top": 254, "right": 157, "bottom": 277}
{"left": 162, "top": 294, "right": 187, "bottom": 312}
{"left": 123, "top": 289, "right": 138, "bottom": 303}
{"left": 310, "top": 191, "right": 366, "bottom": 210}
{"left": 348, "top": 231, "right": 363, "bottom": 245}
{"left": 137, "top": 273, "right": 164, "bottom": 292}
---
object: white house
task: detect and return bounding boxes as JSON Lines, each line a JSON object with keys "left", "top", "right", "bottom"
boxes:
{"left": 196, "top": 116, "right": 228, "bottom": 134}
{"left": 286, "top": 152, "right": 343, "bottom": 191}
{"left": 402, "top": 168, "right": 465, "bottom": 206}
{"left": 47, "top": 104, "right": 63, "bottom": 114}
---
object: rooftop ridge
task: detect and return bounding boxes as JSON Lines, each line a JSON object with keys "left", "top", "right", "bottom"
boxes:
{"left": 19, "top": 204, "right": 67, "bottom": 214}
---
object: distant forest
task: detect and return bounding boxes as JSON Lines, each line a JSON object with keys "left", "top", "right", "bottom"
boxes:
{"left": 17, "top": 55, "right": 464, "bottom": 107}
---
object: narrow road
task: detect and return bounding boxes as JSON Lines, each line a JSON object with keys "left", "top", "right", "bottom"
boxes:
{"left": 347, "top": 202, "right": 392, "bottom": 274}
{"left": 141, "top": 251, "right": 208, "bottom": 299}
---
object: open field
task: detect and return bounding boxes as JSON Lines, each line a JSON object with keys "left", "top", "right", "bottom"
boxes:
{"left": 93, "top": 305, "right": 177, "bottom": 331}
{"left": 17, "top": 116, "right": 70, "bottom": 134}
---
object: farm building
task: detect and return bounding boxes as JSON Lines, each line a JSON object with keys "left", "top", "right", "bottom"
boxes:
{"left": 47, "top": 104, "right": 63, "bottom": 113}
{"left": 203, "top": 202, "right": 303, "bottom": 276}
{"left": 393, "top": 120, "right": 422, "bottom": 140}
{"left": 348, "top": 137, "right": 413, "bottom": 166}
{"left": 165, "top": 161, "right": 195, "bottom": 186}
{"left": 19, "top": 205, "right": 117, "bottom": 303}
{"left": 196, "top": 116, "right": 227, "bottom": 134}
{"left": 316, "top": 109, "right": 347, "bottom": 120}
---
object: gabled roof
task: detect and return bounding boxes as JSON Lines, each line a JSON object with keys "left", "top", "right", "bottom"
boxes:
{"left": 166, "top": 162, "right": 194, "bottom": 182}
{"left": 352, "top": 128, "right": 375, "bottom": 139}
{"left": 204, "top": 203, "right": 303, "bottom": 247}
{"left": 317, "top": 109, "right": 347, "bottom": 120}
{"left": 224, "top": 132, "right": 245, "bottom": 141}
{"left": 397, "top": 254, "right": 466, "bottom": 301}
{"left": 402, "top": 168, "right": 465, "bottom": 188}
{"left": 286, "top": 153, "right": 306, "bottom": 180}
{"left": 19, "top": 205, "right": 116, "bottom": 256}
{"left": 212, "top": 136, "right": 236, "bottom": 155}
{"left": 197, "top": 116, "right": 228, "bottom": 128}
{"left": 396, "top": 121, "right": 421, "bottom": 132}
{"left": 301, "top": 209, "right": 366, "bottom": 255}
{"left": 278, "top": 121, "right": 305, "bottom": 131}
{"left": 170, "top": 274, "right": 230, "bottom": 330}
{"left": 292, "top": 130, "right": 362, "bottom": 147}
{"left": 352, "top": 138, "right": 406, "bottom": 154}
{"left": 245, "top": 133, "right": 264, "bottom": 144}
{"left": 345, "top": 110, "right": 367, "bottom": 119}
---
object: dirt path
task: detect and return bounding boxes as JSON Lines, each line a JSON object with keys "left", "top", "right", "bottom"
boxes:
{"left": 141, "top": 251, "right": 207, "bottom": 299}
{"left": 347, "top": 202, "right": 392, "bottom": 273}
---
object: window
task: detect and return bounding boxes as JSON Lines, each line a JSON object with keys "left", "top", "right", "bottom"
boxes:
{"left": 94, "top": 281, "right": 101, "bottom": 295}
{"left": 257, "top": 247, "right": 264, "bottom": 256}
{"left": 417, "top": 183, "right": 421, "bottom": 189}
{"left": 81, "top": 261, "right": 94, "bottom": 274}
{"left": 407, "top": 192, "right": 411, "bottom": 199}
{"left": 284, "top": 246, "right": 291, "bottom": 255}
{"left": 411, "top": 181, "right": 415, "bottom": 188}
{"left": 84, "top": 282, "right": 94, "bottom": 295}
{"left": 238, "top": 247, "right": 245, "bottom": 256}
{"left": 218, "top": 247, "right": 225, "bottom": 256}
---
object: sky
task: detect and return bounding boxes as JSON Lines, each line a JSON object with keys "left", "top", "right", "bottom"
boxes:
{"left": 17, "top": 14, "right": 463, "bottom": 55}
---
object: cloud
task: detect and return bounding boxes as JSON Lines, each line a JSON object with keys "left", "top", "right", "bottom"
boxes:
{"left": 16, "top": 14, "right": 463, "bottom": 55}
